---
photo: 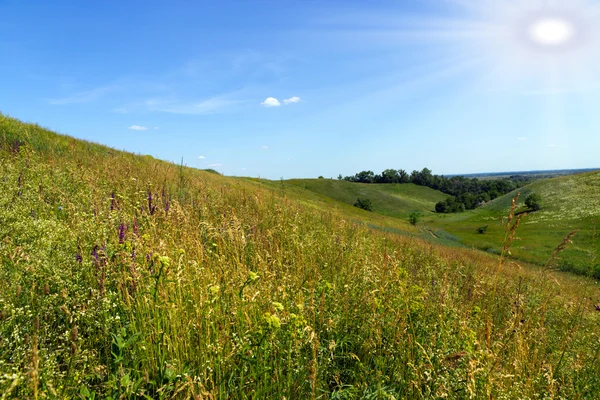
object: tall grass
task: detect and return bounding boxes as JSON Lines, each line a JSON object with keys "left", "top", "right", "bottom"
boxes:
{"left": 1, "top": 113, "right": 600, "bottom": 398}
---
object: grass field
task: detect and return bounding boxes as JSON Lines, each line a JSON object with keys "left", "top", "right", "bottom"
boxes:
{"left": 283, "top": 179, "right": 449, "bottom": 218}
{"left": 2, "top": 113, "right": 600, "bottom": 398}
{"left": 289, "top": 174, "right": 600, "bottom": 278}
{"left": 421, "top": 173, "right": 600, "bottom": 277}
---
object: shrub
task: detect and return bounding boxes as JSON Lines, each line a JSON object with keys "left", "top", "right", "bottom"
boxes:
{"left": 525, "top": 193, "right": 541, "bottom": 211}
{"left": 354, "top": 197, "right": 373, "bottom": 211}
{"left": 408, "top": 212, "right": 421, "bottom": 226}
{"left": 477, "top": 225, "right": 488, "bottom": 234}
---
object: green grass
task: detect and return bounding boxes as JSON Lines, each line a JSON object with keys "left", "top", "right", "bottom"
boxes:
{"left": 421, "top": 173, "right": 600, "bottom": 277}
{"left": 283, "top": 178, "right": 449, "bottom": 218}
{"left": 1, "top": 113, "right": 600, "bottom": 398}
{"left": 287, "top": 174, "right": 600, "bottom": 278}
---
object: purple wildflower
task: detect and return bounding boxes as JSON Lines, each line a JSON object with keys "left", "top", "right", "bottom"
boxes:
{"left": 92, "top": 246, "right": 99, "bottom": 261}
{"left": 118, "top": 223, "right": 127, "bottom": 244}
{"left": 110, "top": 192, "right": 117, "bottom": 211}
{"left": 148, "top": 190, "right": 156, "bottom": 215}
{"left": 75, "top": 253, "right": 83, "bottom": 263}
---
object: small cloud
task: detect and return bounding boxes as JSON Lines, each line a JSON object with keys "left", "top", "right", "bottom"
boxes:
{"left": 261, "top": 97, "right": 281, "bottom": 107}
{"left": 518, "top": 137, "right": 528, "bottom": 141}
{"left": 548, "top": 144, "right": 557, "bottom": 147}
{"left": 262, "top": 145, "right": 269, "bottom": 150}
{"left": 208, "top": 163, "right": 222, "bottom": 167}
{"left": 129, "top": 125, "right": 148, "bottom": 131}
{"left": 153, "top": 126, "right": 159, "bottom": 130}
{"left": 241, "top": 167, "right": 247, "bottom": 171}
{"left": 198, "top": 156, "right": 206, "bottom": 159}
{"left": 283, "top": 96, "right": 301, "bottom": 105}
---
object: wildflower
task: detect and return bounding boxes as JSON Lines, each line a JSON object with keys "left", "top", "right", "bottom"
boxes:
{"left": 75, "top": 253, "right": 83, "bottom": 263}
{"left": 118, "top": 223, "right": 127, "bottom": 244}
{"left": 92, "top": 246, "right": 99, "bottom": 262}
{"left": 148, "top": 190, "right": 156, "bottom": 215}
{"left": 249, "top": 271, "right": 260, "bottom": 281}
{"left": 263, "top": 313, "right": 281, "bottom": 329}
{"left": 110, "top": 192, "right": 117, "bottom": 211}
{"left": 209, "top": 285, "right": 220, "bottom": 296}
{"left": 272, "top": 302, "right": 284, "bottom": 311}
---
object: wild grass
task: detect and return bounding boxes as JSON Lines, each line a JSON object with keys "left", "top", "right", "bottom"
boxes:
{"left": 1, "top": 113, "right": 600, "bottom": 398}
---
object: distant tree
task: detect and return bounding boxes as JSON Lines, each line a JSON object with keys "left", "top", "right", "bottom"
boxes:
{"left": 398, "top": 169, "right": 410, "bottom": 183}
{"left": 318, "top": 176, "right": 324, "bottom": 179}
{"left": 408, "top": 212, "right": 421, "bottom": 226}
{"left": 381, "top": 169, "right": 400, "bottom": 183}
{"left": 525, "top": 193, "right": 541, "bottom": 211}
{"left": 355, "top": 171, "right": 375, "bottom": 183}
{"left": 354, "top": 198, "right": 373, "bottom": 212}
{"left": 435, "top": 201, "right": 448, "bottom": 213}
{"left": 337, "top": 174, "right": 343, "bottom": 180}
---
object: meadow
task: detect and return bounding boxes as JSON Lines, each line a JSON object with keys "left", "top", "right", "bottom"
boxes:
{"left": 1, "top": 113, "right": 600, "bottom": 399}
{"left": 291, "top": 173, "right": 600, "bottom": 279}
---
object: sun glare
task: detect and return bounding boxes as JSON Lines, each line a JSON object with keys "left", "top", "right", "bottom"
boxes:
{"left": 529, "top": 17, "right": 575, "bottom": 47}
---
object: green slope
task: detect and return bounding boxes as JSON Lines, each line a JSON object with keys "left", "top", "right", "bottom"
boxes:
{"left": 425, "top": 172, "right": 600, "bottom": 276}
{"left": 284, "top": 179, "right": 450, "bottom": 218}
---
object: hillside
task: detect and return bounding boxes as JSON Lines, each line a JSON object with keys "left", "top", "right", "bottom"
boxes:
{"left": 283, "top": 179, "right": 449, "bottom": 219}
{"left": 425, "top": 172, "right": 600, "bottom": 277}
{"left": 1, "top": 113, "right": 600, "bottom": 398}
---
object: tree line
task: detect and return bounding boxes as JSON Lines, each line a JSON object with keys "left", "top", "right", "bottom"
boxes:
{"left": 341, "top": 168, "right": 532, "bottom": 213}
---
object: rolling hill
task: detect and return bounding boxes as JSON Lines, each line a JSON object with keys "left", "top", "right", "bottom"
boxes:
{"left": 424, "top": 172, "right": 600, "bottom": 277}
{"left": 284, "top": 179, "right": 450, "bottom": 218}
{"left": 1, "top": 113, "right": 600, "bottom": 398}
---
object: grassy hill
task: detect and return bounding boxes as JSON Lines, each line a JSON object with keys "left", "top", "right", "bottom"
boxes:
{"left": 283, "top": 179, "right": 449, "bottom": 218}
{"left": 290, "top": 175, "right": 600, "bottom": 278}
{"left": 1, "top": 113, "right": 600, "bottom": 398}
{"left": 423, "top": 172, "right": 600, "bottom": 277}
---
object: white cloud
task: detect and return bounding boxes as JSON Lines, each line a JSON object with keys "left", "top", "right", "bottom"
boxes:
{"left": 548, "top": 144, "right": 557, "bottom": 147}
{"left": 198, "top": 155, "right": 206, "bottom": 159}
{"left": 518, "top": 137, "right": 528, "bottom": 141}
{"left": 129, "top": 125, "right": 148, "bottom": 131}
{"left": 241, "top": 167, "right": 247, "bottom": 171}
{"left": 283, "top": 96, "right": 301, "bottom": 104}
{"left": 208, "top": 163, "right": 222, "bottom": 167}
{"left": 153, "top": 126, "right": 159, "bottom": 130}
{"left": 262, "top": 145, "right": 269, "bottom": 150}
{"left": 261, "top": 97, "right": 281, "bottom": 107}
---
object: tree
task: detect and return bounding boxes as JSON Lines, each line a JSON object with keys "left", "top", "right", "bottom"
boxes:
{"left": 354, "top": 171, "right": 375, "bottom": 183}
{"left": 398, "top": 169, "right": 410, "bottom": 183}
{"left": 381, "top": 169, "right": 400, "bottom": 183}
{"left": 354, "top": 198, "right": 373, "bottom": 212}
{"left": 435, "top": 201, "right": 448, "bottom": 213}
{"left": 525, "top": 193, "right": 541, "bottom": 211}
{"left": 408, "top": 212, "right": 421, "bottom": 226}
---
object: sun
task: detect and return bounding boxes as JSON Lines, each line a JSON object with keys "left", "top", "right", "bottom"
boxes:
{"left": 528, "top": 17, "right": 575, "bottom": 47}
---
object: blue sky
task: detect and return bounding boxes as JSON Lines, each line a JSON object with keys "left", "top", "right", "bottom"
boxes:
{"left": 1, "top": 0, "right": 600, "bottom": 179}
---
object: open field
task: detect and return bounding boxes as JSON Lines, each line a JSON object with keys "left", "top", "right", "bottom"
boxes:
{"left": 290, "top": 173, "right": 600, "bottom": 278}
{"left": 422, "top": 172, "right": 600, "bottom": 277}
{"left": 2, "top": 114, "right": 600, "bottom": 398}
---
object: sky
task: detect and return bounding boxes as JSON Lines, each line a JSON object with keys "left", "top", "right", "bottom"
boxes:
{"left": 1, "top": 0, "right": 600, "bottom": 179}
